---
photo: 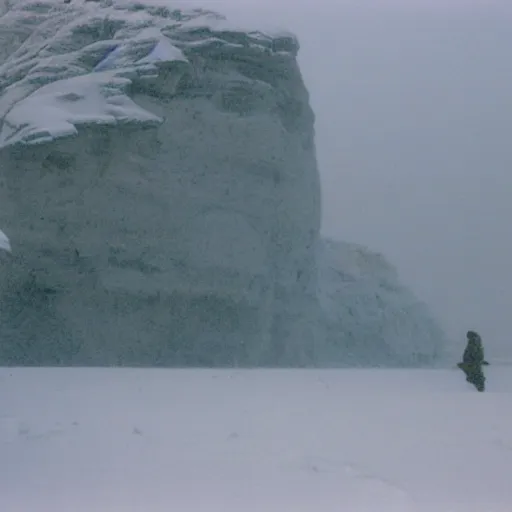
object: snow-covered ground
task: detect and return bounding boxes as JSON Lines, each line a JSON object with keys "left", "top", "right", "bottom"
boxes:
{"left": 1, "top": 367, "right": 511, "bottom": 512}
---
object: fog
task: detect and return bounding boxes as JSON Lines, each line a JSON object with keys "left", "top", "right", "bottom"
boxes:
{"left": 306, "top": 2, "right": 512, "bottom": 361}
{"left": 186, "top": 0, "right": 511, "bottom": 360}
{"left": 304, "top": 2, "right": 512, "bottom": 361}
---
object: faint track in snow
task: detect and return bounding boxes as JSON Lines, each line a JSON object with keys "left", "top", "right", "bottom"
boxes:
{"left": 0, "top": 416, "right": 78, "bottom": 443}
{"left": 300, "top": 455, "right": 415, "bottom": 510}
{"left": 342, "top": 462, "right": 415, "bottom": 510}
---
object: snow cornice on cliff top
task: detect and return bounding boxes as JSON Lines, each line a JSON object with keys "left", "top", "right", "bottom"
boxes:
{"left": 0, "top": 0, "right": 299, "bottom": 149}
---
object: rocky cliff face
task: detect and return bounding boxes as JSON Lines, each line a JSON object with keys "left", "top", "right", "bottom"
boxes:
{"left": 317, "top": 239, "right": 446, "bottom": 367}
{"left": 0, "top": 0, "right": 321, "bottom": 365}
{"left": 0, "top": 0, "right": 446, "bottom": 367}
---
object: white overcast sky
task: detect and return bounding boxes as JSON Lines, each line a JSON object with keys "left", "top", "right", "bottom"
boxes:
{"left": 184, "top": 0, "right": 512, "bottom": 358}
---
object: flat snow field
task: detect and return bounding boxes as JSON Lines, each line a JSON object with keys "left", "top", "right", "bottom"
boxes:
{"left": 1, "top": 367, "right": 512, "bottom": 512}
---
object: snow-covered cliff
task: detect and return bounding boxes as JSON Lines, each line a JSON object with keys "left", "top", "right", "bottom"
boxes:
{"left": 317, "top": 239, "right": 446, "bottom": 366}
{"left": 0, "top": 0, "right": 445, "bottom": 366}
{"left": 0, "top": 0, "right": 321, "bottom": 365}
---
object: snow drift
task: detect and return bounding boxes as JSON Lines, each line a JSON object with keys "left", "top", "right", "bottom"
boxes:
{"left": 0, "top": 0, "right": 446, "bottom": 366}
{"left": 0, "top": 229, "right": 10, "bottom": 252}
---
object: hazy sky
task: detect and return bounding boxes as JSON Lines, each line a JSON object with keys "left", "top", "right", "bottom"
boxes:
{"left": 185, "top": 0, "right": 512, "bottom": 359}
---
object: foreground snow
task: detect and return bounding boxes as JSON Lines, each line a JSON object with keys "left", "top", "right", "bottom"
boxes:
{"left": 1, "top": 367, "right": 512, "bottom": 511}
